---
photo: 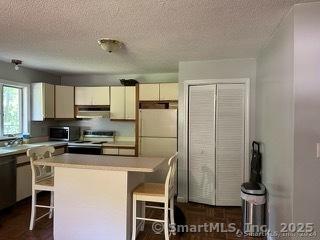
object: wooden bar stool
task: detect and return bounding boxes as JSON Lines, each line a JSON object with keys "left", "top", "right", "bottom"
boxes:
{"left": 27, "top": 146, "right": 55, "bottom": 230}
{"left": 131, "top": 152, "right": 178, "bottom": 240}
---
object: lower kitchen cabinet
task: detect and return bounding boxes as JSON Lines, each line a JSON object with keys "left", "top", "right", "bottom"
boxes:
{"left": 53, "top": 146, "right": 66, "bottom": 155}
{"left": 103, "top": 147, "right": 135, "bottom": 156}
{"left": 16, "top": 163, "right": 32, "bottom": 202}
{"left": 118, "top": 148, "right": 135, "bottom": 156}
{"left": 103, "top": 148, "right": 119, "bottom": 155}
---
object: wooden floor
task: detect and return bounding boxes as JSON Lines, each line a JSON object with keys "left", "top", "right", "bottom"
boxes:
{"left": 0, "top": 193, "right": 264, "bottom": 240}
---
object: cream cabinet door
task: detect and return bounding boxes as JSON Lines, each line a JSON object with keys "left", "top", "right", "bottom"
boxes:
{"left": 53, "top": 147, "right": 65, "bottom": 155}
{"left": 139, "top": 84, "right": 159, "bottom": 101}
{"left": 103, "top": 148, "right": 119, "bottom": 155}
{"left": 44, "top": 83, "right": 55, "bottom": 118}
{"left": 32, "top": 82, "right": 55, "bottom": 120}
{"left": 16, "top": 164, "right": 32, "bottom": 201}
{"left": 75, "top": 87, "right": 110, "bottom": 105}
{"left": 110, "top": 87, "right": 125, "bottom": 119}
{"left": 31, "top": 83, "right": 44, "bottom": 121}
{"left": 118, "top": 148, "right": 135, "bottom": 156}
{"left": 75, "top": 87, "right": 92, "bottom": 105}
{"left": 125, "top": 87, "right": 136, "bottom": 120}
{"left": 55, "top": 85, "right": 75, "bottom": 118}
{"left": 91, "top": 87, "right": 110, "bottom": 105}
{"left": 160, "top": 83, "right": 178, "bottom": 101}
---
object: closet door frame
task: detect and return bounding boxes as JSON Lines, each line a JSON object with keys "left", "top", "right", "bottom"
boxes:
{"left": 181, "top": 78, "right": 250, "bottom": 203}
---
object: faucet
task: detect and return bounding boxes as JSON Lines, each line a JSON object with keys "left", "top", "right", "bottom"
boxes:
{"left": 5, "top": 137, "right": 23, "bottom": 147}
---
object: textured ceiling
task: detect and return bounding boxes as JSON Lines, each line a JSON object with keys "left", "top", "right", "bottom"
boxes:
{"left": 0, "top": 0, "right": 316, "bottom": 74}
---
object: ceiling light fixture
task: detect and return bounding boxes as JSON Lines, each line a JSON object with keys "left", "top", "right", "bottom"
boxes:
{"left": 98, "top": 39, "right": 123, "bottom": 53}
{"left": 11, "top": 59, "right": 22, "bottom": 71}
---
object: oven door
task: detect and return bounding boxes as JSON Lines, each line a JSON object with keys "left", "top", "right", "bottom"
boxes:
{"left": 50, "top": 127, "right": 69, "bottom": 141}
{"left": 67, "top": 146, "right": 102, "bottom": 155}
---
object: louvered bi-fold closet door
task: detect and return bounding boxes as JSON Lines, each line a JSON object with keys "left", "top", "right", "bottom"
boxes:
{"left": 216, "top": 84, "right": 245, "bottom": 206}
{"left": 188, "top": 85, "right": 216, "bottom": 205}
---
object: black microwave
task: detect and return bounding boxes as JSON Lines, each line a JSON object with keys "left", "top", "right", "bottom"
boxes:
{"left": 49, "top": 127, "right": 80, "bottom": 141}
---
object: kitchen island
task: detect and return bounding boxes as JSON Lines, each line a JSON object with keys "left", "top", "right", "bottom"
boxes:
{"left": 34, "top": 153, "right": 166, "bottom": 240}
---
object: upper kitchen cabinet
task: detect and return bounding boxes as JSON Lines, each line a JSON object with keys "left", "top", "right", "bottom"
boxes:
{"left": 110, "top": 87, "right": 125, "bottom": 120}
{"left": 110, "top": 86, "right": 136, "bottom": 120}
{"left": 75, "top": 86, "right": 110, "bottom": 105}
{"left": 139, "top": 84, "right": 159, "bottom": 101}
{"left": 159, "top": 83, "right": 178, "bottom": 101}
{"left": 139, "top": 83, "right": 178, "bottom": 101}
{"left": 125, "top": 87, "right": 136, "bottom": 120}
{"left": 31, "top": 83, "right": 55, "bottom": 121}
{"left": 55, "top": 85, "right": 75, "bottom": 119}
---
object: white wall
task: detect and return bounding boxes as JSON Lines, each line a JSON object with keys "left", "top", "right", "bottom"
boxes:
{"left": 61, "top": 72, "right": 178, "bottom": 86}
{"left": 0, "top": 60, "right": 60, "bottom": 85}
{"left": 55, "top": 118, "right": 135, "bottom": 138}
{"left": 257, "top": 3, "right": 320, "bottom": 238}
{"left": 256, "top": 9, "right": 294, "bottom": 237}
{"left": 0, "top": 60, "right": 61, "bottom": 138}
{"left": 178, "top": 58, "right": 256, "bottom": 201}
{"left": 293, "top": 3, "right": 320, "bottom": 236}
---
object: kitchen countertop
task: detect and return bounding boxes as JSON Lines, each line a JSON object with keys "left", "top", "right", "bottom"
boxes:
{"left": 0, "top": 141, "right": 67, "bottom": 157}
{"left": 34, "top": 153, "right": 166, "bottom": 172}
{"left": 0, "top": 140, "right": 136, "bottom": 158}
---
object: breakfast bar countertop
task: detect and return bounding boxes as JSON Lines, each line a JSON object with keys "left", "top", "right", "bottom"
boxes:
{"left": 34, "top": 153, "right": 166, "bottom": 172}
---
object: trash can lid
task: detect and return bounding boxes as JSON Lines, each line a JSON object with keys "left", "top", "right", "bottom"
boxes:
{"left": 241, "top": 191, "right": 266, "bottom": 205}
{"left": 241, "top": 182, "right": 266, "bottom": 195}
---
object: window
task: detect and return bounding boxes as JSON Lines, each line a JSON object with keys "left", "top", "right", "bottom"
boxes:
{"left": 2, "top": 86, "right": 23, "bottom": 135}
{"left": 0, "top": 81, "right": 29, "bottom": 137}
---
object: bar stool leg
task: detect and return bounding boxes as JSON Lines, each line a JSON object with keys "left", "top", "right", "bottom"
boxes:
{"left": 131, "top": 196, "right": 137, "bottom": 240}
{"left": 170, "top": 197, "right": 175, "bottom": 234}
{"left": 141, "top": 201, "right": 146, "bottom": 231}
{"left": 29, "top": 190, "right": 37, "bottom": 230}
{"left": 49, "top": 192, "right": 54, "bottom": 219}
{"left": 164, "top": 201, "right": 170, "bottom": 240}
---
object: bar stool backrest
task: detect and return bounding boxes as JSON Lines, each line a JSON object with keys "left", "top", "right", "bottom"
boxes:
{"left": 165, "top": 152, "right": 178, "bottom": 199}
{"left": 27, "top": 146, "right": 55, "bottom": 184}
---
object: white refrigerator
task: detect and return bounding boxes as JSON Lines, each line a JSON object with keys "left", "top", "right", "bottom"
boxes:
{"left": 139, "top": 109, "right": 177, "bottom": 182}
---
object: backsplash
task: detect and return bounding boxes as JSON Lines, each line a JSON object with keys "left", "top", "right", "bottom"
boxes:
{"left": 30, "top": 120, "right": 57, "bottom": 138}
{"left": 31, "top": 118, "right": 135, "bottom": 138}
{"left": 53, "top": 118, "right": 135, "bottom": 137}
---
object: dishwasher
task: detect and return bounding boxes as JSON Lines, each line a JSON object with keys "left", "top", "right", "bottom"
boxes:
{"left": 0, "top": 156, "right": 16, "bottom": 210}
